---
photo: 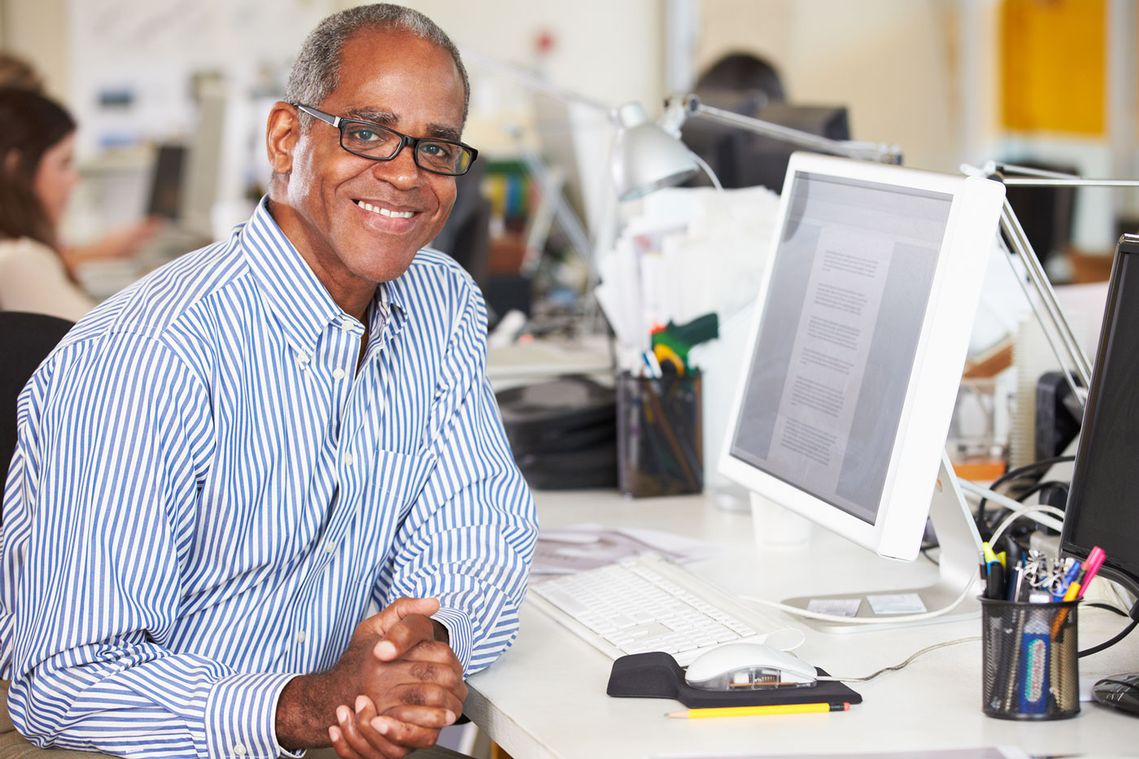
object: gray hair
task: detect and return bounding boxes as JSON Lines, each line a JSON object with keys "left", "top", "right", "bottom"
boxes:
{"left": 285, "top": 3, "right": 469, "bottom": 126}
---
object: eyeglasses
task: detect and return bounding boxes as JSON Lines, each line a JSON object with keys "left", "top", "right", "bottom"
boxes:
{"left": 295, "top": 104, "right": 478, "bottom": 177}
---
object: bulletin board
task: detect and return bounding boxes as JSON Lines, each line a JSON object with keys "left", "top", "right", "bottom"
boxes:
{"left": 1000, "top": 0, "right": 1106, "bottom": 136}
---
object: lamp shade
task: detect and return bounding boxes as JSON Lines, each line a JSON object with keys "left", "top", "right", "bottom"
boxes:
{"left": 611, "top": 102, "right": 698, "bottom": 201}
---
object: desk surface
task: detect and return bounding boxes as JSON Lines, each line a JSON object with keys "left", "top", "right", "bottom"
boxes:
{"left": 465, "top": 491, "right": 1139, "bottom": 758}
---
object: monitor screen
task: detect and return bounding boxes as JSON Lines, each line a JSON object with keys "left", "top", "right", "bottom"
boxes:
{"left": 729, "top": 173, "right": 951, "bottom": 525}
{"left": 146, "top": 143, "right": 186, "bottom": 220}
{"left": 1060, "top": 234, "right": 1139, "bottom": 597}
{"left": 720, "top": 154, "right": 1005, "bottom": 561}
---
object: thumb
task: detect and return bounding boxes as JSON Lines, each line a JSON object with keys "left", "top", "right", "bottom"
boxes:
{"left": 382, "top": 597, "right": 440, "bottom": 626}
{"left": 369, "top": 596, "right": 440, "bottom": 644}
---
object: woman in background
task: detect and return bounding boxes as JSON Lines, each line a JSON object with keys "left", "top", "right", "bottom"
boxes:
{"left": 0, "top": 88, "right": 94, "bottom": 320}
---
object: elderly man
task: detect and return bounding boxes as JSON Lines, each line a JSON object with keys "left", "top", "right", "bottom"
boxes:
{"left": 0, "top": 5, "right": 536, "bottom": 759}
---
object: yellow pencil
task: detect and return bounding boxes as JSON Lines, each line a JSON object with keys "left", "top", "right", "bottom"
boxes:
{"left": 666, "top": 702, "right": 851, "bottom": 719}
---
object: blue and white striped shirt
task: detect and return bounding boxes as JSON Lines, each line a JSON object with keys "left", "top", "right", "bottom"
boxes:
{"left": 0, "top": 199, "right": 537, "bottom": 758}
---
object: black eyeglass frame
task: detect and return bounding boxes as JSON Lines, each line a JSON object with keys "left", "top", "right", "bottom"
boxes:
{"left": 295, "top": 103, "right": 478, "bottom": 176}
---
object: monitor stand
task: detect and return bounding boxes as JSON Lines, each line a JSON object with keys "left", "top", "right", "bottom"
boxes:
{"left": 782, "top": 451, "right": 984, "bottom": 633}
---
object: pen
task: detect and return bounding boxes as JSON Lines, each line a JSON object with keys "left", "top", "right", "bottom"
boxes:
{"left": 666, "top": 702, "right": 851, "bottom": 719}
{"left": 1053, "top": 559, "right": 1081, "bottom": 602}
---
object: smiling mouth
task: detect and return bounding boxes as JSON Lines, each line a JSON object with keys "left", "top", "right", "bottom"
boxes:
{"left": 356, "top": 199, "right": 415, "bottom": 219}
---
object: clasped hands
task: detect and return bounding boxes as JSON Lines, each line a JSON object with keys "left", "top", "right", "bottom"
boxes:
{"left": 276, "top": 597, "right": 468, "bottom": 759}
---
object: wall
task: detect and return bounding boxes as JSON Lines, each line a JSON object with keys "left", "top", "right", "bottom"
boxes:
{"left": 377, "top": 0, "right": 664, "bottom": 121}
{"left": 0, "top": 0, "right": 71, "bottom": 103}
{"left": 695, "top": 0, "right": 963, "bottom": 173}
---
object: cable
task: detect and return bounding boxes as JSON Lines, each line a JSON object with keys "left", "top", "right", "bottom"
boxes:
{"left": 975, "top": 455, "right": 1074, "bottom": 527}
{"left": 958, "top": 483, "right": 1065, "bottom": 540}
{"left": 742, "top": 575, "right": 976, "bottom": 626}
{"left": 820, "top": 636, "right": 980, "bottom": 682}
{"left": 1086, "top": 602, "right": 1130, "bottom": 617}
{"left": 987, "top": 502, "right": 1065, "bottom": 544}
{"left": 1080, "top": 619, "right": 1139, "bottom": 658}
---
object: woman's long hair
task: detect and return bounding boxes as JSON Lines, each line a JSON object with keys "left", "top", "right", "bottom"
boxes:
{"left": 0, "top": 88, "right": 76, "bottom": 251}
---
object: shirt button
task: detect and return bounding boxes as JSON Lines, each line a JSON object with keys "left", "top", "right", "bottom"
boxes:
{"left": 340, "top": 319, "right": 354, "bottom": 333}
{"left": 295, "top": 629, "right": 307, "bottom": 644}
{"left": 343, "top": 452, "right": 355, "bottom": 466}
{"left": 332, "top": 367, "right": 346, "bottom": 381}
{"left": 324, "top": 540, "right": 336, "bottom": 554}
{"left": 233, "top": 744, "right": 247, "bottom": 756}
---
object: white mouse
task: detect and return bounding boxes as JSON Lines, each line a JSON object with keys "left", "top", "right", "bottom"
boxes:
{"left": 684, "top": 642, "right": 818, "bottom": 690}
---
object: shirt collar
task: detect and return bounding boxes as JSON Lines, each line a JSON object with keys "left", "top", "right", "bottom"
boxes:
{"left": 241, "top": 197, "right": 408, "bottom": 357}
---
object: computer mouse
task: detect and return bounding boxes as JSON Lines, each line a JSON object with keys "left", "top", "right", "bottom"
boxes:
{"left": 684, "top": 642, "right": 818, "bottom": 690}
{"left": 1092, "top": 672, "right": 1139, "bottom": 716}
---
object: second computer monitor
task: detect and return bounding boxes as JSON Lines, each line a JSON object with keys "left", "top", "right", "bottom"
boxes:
{"left": 719, "top": 153, "right": 1005, "bottom": 562}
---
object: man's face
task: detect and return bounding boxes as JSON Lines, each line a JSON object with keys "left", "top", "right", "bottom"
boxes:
{"left": 274, "top": 28, "right": 465, "bottom": 297}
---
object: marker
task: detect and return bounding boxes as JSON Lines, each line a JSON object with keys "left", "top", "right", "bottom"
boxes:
{"left": 986, "top": 562, "right": 1006, "bottom": 600}
{"left": 981, "top": 542, "right": 998, "bottom": 565}
{"left": 1075, "top": 546, "right": 1107, "bottom": 599}
{"left": 666, "top": 702, "right": 850, "bottom": 719}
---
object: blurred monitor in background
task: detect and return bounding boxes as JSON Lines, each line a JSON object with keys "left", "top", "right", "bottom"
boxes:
{"left": 146, "top": 144, "right": 186, "bottom": 222}
{"left": 717, "top": 105, "right": 851, "bottom": 194}
{"left": 681, "top": 52, "right": 851, "bottom": 194}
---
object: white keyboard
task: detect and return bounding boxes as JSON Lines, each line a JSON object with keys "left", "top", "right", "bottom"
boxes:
{"left": 529, "top": 552, "right": 783, "bottom": 666}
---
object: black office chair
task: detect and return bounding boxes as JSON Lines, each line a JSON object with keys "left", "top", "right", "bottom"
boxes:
{"left": 1, "top": 312, "right": 73, "bottom": 524}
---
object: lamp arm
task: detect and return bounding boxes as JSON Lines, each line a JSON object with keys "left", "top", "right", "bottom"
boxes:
{"left": 982, "top": 166, "right": 1139, "bottom": 402}
{"left": 677, "top": 95, "right": 904, "bottom": 165}
{"left": 462, "top": 49, "right": 614, "bottom": 116}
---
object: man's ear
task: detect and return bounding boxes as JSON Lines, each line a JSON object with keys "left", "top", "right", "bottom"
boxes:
{"left": 265, "top": 101, "right": 302, "bottom": 178}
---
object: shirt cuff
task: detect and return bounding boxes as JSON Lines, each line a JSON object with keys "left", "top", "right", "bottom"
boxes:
{"left": 432, "top": 607, "right": 473, "bottom": 673}
{"left": 204, "top": 671, "right": 300, "bottom": 759}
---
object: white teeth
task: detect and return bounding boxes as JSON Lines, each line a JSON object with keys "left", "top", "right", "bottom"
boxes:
{"left": 356, "top": 200, "right": 414, "bottom": 219}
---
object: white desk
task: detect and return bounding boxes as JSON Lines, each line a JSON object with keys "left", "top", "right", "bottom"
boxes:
{"left": 465, "top": 491, "right": 1139, "bottom": 758}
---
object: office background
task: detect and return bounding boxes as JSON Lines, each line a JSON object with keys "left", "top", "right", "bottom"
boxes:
{"left": 4, "top": 3, "right": 1139, "bottom": 756}
{"left": 0, "top": 0, "right": 1134, "bottom": 258}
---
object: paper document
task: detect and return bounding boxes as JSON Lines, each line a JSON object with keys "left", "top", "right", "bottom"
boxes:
{"left": 532, "top": 523, "right": 715, "bottom": 575}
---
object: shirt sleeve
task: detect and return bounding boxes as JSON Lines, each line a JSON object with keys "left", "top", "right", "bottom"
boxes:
{"left": 378, "top": 282, "right": 538, "bottom": 675}
{"left": 0, "top": 331, "right": 293, "bottom": 759}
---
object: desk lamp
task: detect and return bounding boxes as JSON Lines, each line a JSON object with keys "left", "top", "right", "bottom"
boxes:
{"left": 973, "top": 161, "right": 1139, "bottom": 411}
{"left": 610, "top": 94, "right": 903, "bottom": 201}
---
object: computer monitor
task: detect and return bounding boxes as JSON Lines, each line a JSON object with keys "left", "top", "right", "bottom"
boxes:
{"left": 1060, "top": 233, "right": 1139, "bottom": 602}
{"left": 719, "top": 153, "right": 1006, "bottom": 626}
{"left": 146, "top": 143, "right": 186, "bottom": 221}
{"left": 682, "top": 104, "right": 850, "bottom": 193}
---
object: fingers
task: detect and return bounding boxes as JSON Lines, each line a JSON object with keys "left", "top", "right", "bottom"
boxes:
{"left": 332, "top": 696, "right": 453, "bottom": 757}
{"left": 373, "top": 613, "right": 437, "bottom": 662}
{"left": 368, "top": 713, "right": 447, "bottom": 750}
{"left": 332, "top": 702, "right": 408, "bottom": 759}
{"left": 383, "top": 704, "right": 458, "bottom": 730}
{"left": 399, "top": 639, "right": 463, "bottom": 666}
{"left": 384, "top": 682, "right": 466, "bottom": 719}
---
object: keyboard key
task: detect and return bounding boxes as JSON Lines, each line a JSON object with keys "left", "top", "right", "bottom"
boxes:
{"left": 531, "top": 553, "right": 780, "bottom": 663}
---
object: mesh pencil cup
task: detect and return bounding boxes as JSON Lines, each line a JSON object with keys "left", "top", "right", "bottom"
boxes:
{"left": 980, "top": 596, "right": 1079, "bottom": 720}
{"left": 616, "top": 371, "right": 703, "bottom": 498}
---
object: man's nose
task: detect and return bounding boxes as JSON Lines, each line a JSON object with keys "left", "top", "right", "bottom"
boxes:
{"left": 370, "top": 145, "right": 420, "bottom": 189}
